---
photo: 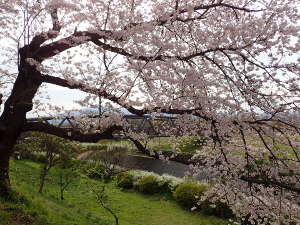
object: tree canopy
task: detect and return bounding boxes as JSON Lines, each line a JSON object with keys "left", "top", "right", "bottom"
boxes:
{"left": 0, "top": 0, "right": 299, "bottom": 224}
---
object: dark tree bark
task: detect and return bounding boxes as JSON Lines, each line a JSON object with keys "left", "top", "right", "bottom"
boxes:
{"left": 0, "top": 46, "right": 42, "bottom": 196}
{"left": 38, "top": 165, "right": 49, "bottom": 193}
{"left": 0, "top": 47, "right": 122, "bottom": 197}
{"left": 0, "top": 151, "right": 11, "bottom": 197}
{"left": 23, "top": 122, "right": 121, "bottom": 142}
{"left": 0, "top": 35, "right": 120, "bottom": 197}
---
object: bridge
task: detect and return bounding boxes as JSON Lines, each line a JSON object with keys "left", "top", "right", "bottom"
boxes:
{"left": 26, "top": 114, "right": 179, "bottom": 138}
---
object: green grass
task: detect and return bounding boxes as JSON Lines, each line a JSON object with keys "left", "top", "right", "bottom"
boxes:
{"left": 141, "top": 137, "right": 172, "bottom": 151}
{"left": 83, "top": 137, "right": 201, "bottom": 153}
{"left": 1, "top": 159, "right": 228, "bottom": 225}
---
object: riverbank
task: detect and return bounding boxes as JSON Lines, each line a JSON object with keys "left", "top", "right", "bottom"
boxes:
{"left": 1, "top": 159, "right": 227, "bottom": 225}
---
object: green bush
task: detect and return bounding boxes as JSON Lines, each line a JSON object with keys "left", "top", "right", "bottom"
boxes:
{"left": 13, "top": 144, "right": 48, "bottom": 163}
{"left": 201, "top": 200, "right": 234, "bottom": 219}
{"left": 79, "top": 162, "right": 104, "bottom": 179}
{"left": 116, "top": 172, "right": 134, "bottom": 189}
{"left": 14, "top": 132, "right": 80, "bottom": 163}
{"left": 136, "top": 175, "right": 160, "bottom": 194}
{"left": 173, "top": 182, "right": 208, "bottom": 209}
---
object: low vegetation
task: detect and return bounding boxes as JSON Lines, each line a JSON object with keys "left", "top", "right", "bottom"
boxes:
{"left": 0, "top": 159, "right": 228, "bottom": 225}
{"left": 173, "top": 182, "right": 208, "bottom": 209}
{"left": 116, "top": 170, "right": 233, "bottom": 219}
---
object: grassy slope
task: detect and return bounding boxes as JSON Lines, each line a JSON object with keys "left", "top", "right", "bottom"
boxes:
{"left": 1, "top": 159, "right": 227, "bottom": 225}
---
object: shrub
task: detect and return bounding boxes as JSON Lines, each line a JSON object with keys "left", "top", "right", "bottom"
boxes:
{"left": 158, "top": 174, "right": 183, "bottom": 192}
{"left": 128, "top": 171, "right": 185, "bottom": 193}
{"left": 116, "top": 172, "right": 134, "bottom": 189}
{"left": 14, "top": 132, "right": 80, "bottom": 163}
{"left": 80, "top": 162, "right": 104, "bottom": 179}
{"left": 201, "top": 200, "right": 234, "bottom": 219}
{"left": 137, "top": 175, "right": 160, "bottom": 194}
{"left": 99, "top": 146, "right": 127, "bottom": 182}
{"left": 13, "top": 141, "right": 43, "bottom": 162}
{"left": 173, "top": 182, "right": 208, "bottom": 209}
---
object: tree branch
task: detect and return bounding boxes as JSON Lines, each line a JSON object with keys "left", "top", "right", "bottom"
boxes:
{"left": 35, "top": 30, "right": 118, "bottom": 61}
{"left": 129, "top": 138, "right": 198, "bottom": 165}
{"left": 124, "top": 2, "right": 262, "bottom": 29}
{"left": 29, "top": 8, "right": 61, "bottom": 49}
{"left": 34, "top": 2, "right": 261, "bottom": 61}
{"left": 41, "top": 74, "right": 121, "bottom": 103}
{"left": 41, "top": 74, "right": 206, "bottom": 118}
{"left": 23, "top": 121, "right": 122, "bottom": 143}
{"left": 92, "top": 39, "right": 249, "bottom": 62}
{"left": 241, "top": 175, "right": 300, "bottom": 194}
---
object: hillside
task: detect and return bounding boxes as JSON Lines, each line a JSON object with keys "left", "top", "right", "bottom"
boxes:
{"left": 0, "top": 159, "right": 227, "bottom": 225}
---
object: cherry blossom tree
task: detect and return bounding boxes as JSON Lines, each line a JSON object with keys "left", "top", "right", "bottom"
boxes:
{"left": 0, "top": 0, "right": 299, "bottom": 224}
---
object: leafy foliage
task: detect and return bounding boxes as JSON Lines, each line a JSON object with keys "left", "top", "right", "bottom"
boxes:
{"left": 116, "top": 172, "right": 134, "bottom": 189}
{"left": 55, "top": 160, "right": 79, "bottom": 200}
{"left": 79, "top": 161, "right": 105, "bottom": 179}
{"left": 14, "top": 132, "right": 80, "bottom": 162}
{"left": 173, "top": 182, "right": 208, "bottom": 209}
{"left": 125, "top": 170, "right": 184, "bottom": 193}
{"left": 136, "top": 175, "right": 161, "bottom": 194}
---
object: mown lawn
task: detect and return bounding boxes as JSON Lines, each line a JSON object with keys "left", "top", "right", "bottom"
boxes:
{"left": 0, "top": 159, "right": 228, "bottom": 225}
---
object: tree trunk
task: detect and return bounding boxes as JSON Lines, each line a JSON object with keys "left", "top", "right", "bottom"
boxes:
{"left": 0, "top": 125, "right": 23, "bottom": 198}
{"left": 0, "top": 123, "right": 20, "bottom": 198}
{"left": 0, "top": 150, "right": 11, "bottom": 197}
{"left": 39, "top": 166, "right": 48, "bottom": 193}
{"left": 0, "top": 46, "right": 43, "bottom": 198}
{"left": 38, "top": 177, "right": 45, "bottom": 193}
{"left": 103, "top": 205, "right": 119, "bottom": 225}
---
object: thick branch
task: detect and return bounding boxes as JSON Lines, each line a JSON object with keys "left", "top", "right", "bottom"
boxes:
{"left": 41, "top": 74, "right": 206, "bottom": 118}
{"left": 30, "top": 8, "right": 61, "bottom": 49}
{"left": 180, "top": 2, "right": 263, "bottom": 14}
{"left": 241, "top": 175, "right": 300, "bottom": 194}
{"left": 35, "top": 30, "right": 117, "bottom": 61}
{"left": 23, "top": 121, "right": 122, "bottom": 143}
{"left": 124, "top": 3, "right": 262, "bottom": 29}
{"left": 92, "top": 39, "right": 249, "bottom": 62}
{"left": 34, "top": 3, "right": 261, "bottom": 61}
{"left": 41, "top": 75, "right": 121, "bottom": 102}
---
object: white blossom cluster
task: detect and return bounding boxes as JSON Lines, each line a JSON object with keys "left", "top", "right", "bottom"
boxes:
{"left": 130, "top": 170, "right": 189, "bottom": 191}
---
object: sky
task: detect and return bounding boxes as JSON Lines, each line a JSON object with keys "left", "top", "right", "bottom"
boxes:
{"left": 27, "top": 83, "right": 88, "bottom": 117}
{"left": 45, "top": 84, "right": 86, "bottom": 110}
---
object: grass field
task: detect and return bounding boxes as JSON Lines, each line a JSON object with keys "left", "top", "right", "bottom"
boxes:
{"left": 0, "top": 159, "right": 228, "bottom": 225}
{"left": 85, "top": 136, "right": 202, "bottom": 153}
